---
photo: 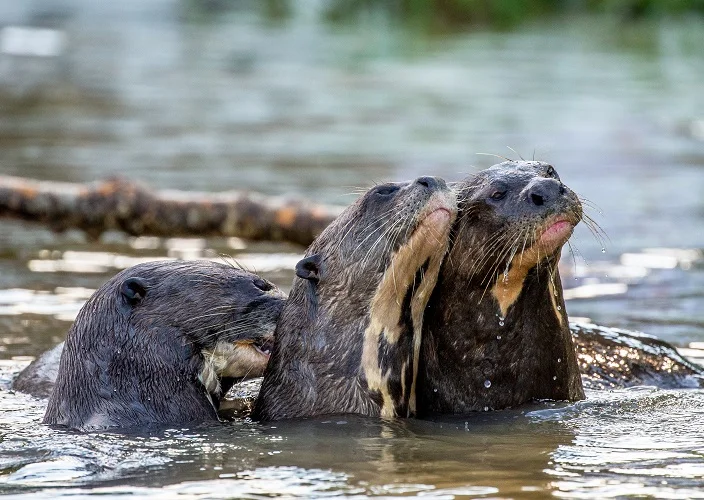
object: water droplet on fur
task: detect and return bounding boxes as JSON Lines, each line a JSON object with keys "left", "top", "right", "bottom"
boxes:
{"left": 557, "top": 358, "right": 562, "bottom": 363}
{"left": 499, "top": 320, "right": 504, "bottom": 327}
{"left": 433, "top": 388, "right": 438, "bottom": 393}
{"left": 484, "top": 406, "right": 489, "bottom": 412}
{"left": 557, "top": 306, "right": 562, "bottom": 311}
{"left": 496, "top": 335, "right": 502, "bottom": 340}
{"left": 552, "top": 376, "right": 557, "bottom": 381}
{"left": 484, "top": 380, "right": 491, "bottom": 388}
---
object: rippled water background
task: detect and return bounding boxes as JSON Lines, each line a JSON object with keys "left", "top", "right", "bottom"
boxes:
{"left": 1, "top": 1, "right": 704, "bottom": 498}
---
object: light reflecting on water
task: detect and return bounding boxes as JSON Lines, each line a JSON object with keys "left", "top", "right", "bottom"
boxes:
{"left": 26, "top": 250, "right": 302, "bottom": 276}
{"left": 540, "top": 388, "right": 704, "bottom": 499}
{"left": 3, "top": 363, "right": 704, "bottom": 499}
{"left": 0, "top": 287, "right": 93, "bottom": 321}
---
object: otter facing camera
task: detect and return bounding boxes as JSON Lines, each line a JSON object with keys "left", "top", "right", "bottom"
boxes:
{"left": 295, "top": 254, "right": 322, "bottom": 283}
{"left": 120, "top": 277, "right": 148, "bottom": 305}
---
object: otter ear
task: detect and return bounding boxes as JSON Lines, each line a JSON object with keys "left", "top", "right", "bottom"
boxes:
{"left": 296, "top": 254, "right": 322, "bottom": 283}
{"left": 121, "top": 277, "right": 148, "bottom": 305}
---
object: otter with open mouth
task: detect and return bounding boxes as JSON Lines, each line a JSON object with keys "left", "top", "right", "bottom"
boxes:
{"left": 253, "top": 177, "right": 457, "bottom": 421}
{"left": 418, "top": 161, "right": 585, "bottom": 414}
{"left": 43, "top": 260, "right": 284, "bottom": 431}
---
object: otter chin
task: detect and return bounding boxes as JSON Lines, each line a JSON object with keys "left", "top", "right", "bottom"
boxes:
{"left": 42, "top": 260, "right": 284, "bottom": 431}
{"left": 253, "top": 177, "right": 457, "bottom": 421}
{"left": 418, "top": 161, "right": 585, "bottom": 415}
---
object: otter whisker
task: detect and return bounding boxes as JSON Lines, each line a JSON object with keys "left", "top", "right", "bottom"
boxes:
{"left": 343, "top": 206, "right": 400, "bottom": 256}
{"left": 534, "top": 226, "right": 546, "bottom": 284}
{"left": 476, "top": 152, "right": 512, "bottom": 162}
{"left": 237, "top": 359, "right": 259, "bottom": 383}
{"left": 217, "top": 254, "right": 250, "bottom": 273}
{"left": 352, "top": 206, "right": 402, "bottom": 240}
{"left": 477, "top": 235, "right": 521, "bottom": 303}
{"left": 188, "top": 316, "right": 265, "bottom": 339}
{"left": 517, "top": 226, "right": 531, "bottom": 269}
{"left": 474, "top": 227, "right": 523, "bottom": 290}
{"left": 183, "top": 308, "right": 234, "bottom": 323}
{"left": 364, "top": 219, "right": 405, "bottom": 274}
{"left": 576, "top": 194, "right": 604, "bottom": 213}
{"left": 184, "top": 302, "right": 270, "bottom": 324}
{"left": 356, "top": 217, "right": 398, "bottom": 268}
{"left": 187, "top": 319, "right": 258, "bottom": 339}
{"left": 566, "top": 240, "right": 581, "bottom": 276}
{"left": 463, "top": 227, "right": 520, "bottom": 276}
{"left": 506, "top": 146, "right": 524, "bottom": 161}
{"left": 581, "top": 214, "right": 610, "bottom": 250}
{"left": 358, "top": 213, "right": 406, "bottom": 270}
{"left": 503, "top": 240, "right": 521, "bottom": 277}
{"left": 466, "top": 232, "right": 513, "bottom": 277}
{"left": 489, "top": 231, "right": 522, "bottom": 282}
{"left": 457, "top": 224, "right": 509, "bottom": 271}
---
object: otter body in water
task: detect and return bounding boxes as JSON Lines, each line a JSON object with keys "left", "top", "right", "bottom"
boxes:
{"left": 43, "top": 260, "right": 284, "bottom": 431}
{"left": 572, "top": 322, "right": 704, "bottom": 389}
{"left": 13, "top": 342, "right": 63, "bottom": 398}
{"left": 254, "top": 177, "right": 457, "bottom": 421}
{"left": 419, "top": 161, "right": 584, "bottom": 414}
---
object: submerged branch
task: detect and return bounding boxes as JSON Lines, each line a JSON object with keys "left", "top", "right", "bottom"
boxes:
{"left": 0, "top": 176, "right": 341, "bottom": 246}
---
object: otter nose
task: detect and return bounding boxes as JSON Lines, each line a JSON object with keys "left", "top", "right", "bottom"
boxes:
{"left": 524, "top": 178, "right": 563, "bottom": 207}
{"left": 415, "top": 176, "right": 446, "bottom": 190}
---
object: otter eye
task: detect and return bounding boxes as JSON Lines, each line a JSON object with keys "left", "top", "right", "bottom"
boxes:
{"left": 546, "top": 166, "right": 556, "bottom": 177}
{"left": 375, "top": 185, "right": 399, "bottom": 196}
{"left": 490, "top": 191, "right": 506, "bottom": 201}
{"left": 253, "top": 278, "right": 273, "bottom": 292}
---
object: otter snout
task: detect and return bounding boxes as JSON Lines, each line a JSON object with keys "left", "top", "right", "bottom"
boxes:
{"left": 414, "top": 176, "right": 446, "bottom": 191}
{"left": 521, "top": 177, "right": 565, "bottom": 208}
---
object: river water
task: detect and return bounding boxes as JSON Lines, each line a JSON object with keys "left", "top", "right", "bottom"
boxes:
{"left": 1, "top": 1, "right": 704, "bottom": 498}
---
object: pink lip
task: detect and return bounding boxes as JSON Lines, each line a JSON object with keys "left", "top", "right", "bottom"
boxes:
{"left": 540, "top": 219, "right": 574, "bottom": 245}
{"left": 429, "top": 207, "right": 452, "bottom": 218}
{"left": 423, "top": 207, "right": 452, "bottom": 225}
{"left": 411, "top": 206, "right": 453, "bottom": 236}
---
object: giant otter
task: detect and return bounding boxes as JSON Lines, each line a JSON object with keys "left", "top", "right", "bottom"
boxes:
{"left": 419, "top": 161, "right": 585, "bottom": 414}
{"left": 253, "top": 177, "right": 457, "bottom": 421}
{"left": 43, "top": 260, "right": 284, "bottom": 431}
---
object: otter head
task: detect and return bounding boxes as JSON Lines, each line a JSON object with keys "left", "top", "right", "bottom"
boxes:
{"left": 255, "top": 177, "right": 457, "bottom": 421}
{"left": 419, "top": 161, "right": 585, "bottom": 415}
{"left": 453, "top": 160, "right": 582, "bottom": 314}
{"left": 44, "top": 260, "right": 284, "bottom": 431}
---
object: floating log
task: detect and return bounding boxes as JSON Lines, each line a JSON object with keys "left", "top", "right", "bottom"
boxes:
{"left": 0, "top": 176, "right": 342, "bottom": 246}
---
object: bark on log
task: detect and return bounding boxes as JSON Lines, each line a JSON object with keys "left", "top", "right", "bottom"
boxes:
{"left": 0, "top": 176, "right": 342, "bottom": 246}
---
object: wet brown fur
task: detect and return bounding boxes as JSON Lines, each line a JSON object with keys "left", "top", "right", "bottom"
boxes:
{"left": 43, "top": 260, "right": 284, "bottom": 431}
{"left": 419, "top": 161, "right": 585, "bottom": 414}
{"left": 254, "top": 178, "right": 456, "bottom": 421}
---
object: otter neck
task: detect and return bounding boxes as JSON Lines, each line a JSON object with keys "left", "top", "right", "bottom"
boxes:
{"left": 45, "top": 322, "right": 218, "bottom": 430}
{"left": 419, "top": 255, "right": 585, "bottom": 415}
{"left": 361, "top": 250, "right": 441, "bottom": 418}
